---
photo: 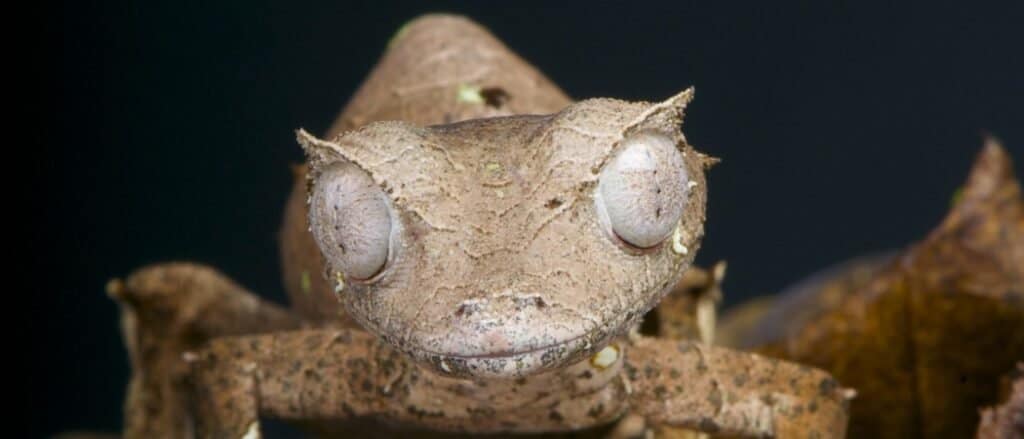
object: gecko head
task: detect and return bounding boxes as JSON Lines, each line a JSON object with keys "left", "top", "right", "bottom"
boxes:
{"left": 298, "top": 89, "right": 712, "bottom": 378}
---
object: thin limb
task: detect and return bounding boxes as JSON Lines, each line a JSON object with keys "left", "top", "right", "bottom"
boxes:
{"left": 191, "top": 329, "right": 630, "bottom": 437}
{"left": 643, "top": 263, "right": 724, "bottom": 439}
{"left": 108, "top": 262, "right": 304, "bottom": 438}
{"left": 626, "top": 337, "right": 852, "bottom": 438}
{"left": 652, "top": 264, "right": 724, "bottom": 342}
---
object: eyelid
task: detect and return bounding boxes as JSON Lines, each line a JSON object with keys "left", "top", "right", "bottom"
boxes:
{"left": 610, "top": 228, "right": 668, "bottom": 254}
{"left": 347, "top": 257, "right": 389, "bottom": 284}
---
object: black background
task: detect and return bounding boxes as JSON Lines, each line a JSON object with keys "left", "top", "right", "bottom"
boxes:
{"left": 42, "top": 1, "right": 1022, "bottom": 436}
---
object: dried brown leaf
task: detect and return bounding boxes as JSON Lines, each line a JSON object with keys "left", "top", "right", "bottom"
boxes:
{"left": 738, "top": 138, "right": 1024, "bottom": 437}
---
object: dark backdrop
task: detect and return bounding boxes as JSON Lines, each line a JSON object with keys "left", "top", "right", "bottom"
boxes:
{"left": 41, "top": 1, "right": 1022, "bottom": 436}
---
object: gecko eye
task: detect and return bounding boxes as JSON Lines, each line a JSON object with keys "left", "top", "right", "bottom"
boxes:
{"left": 309, "top": 162, "right": 393, "bottom": 280}
{"left": 595, "top": 132, "right": 690, "bottom": 249}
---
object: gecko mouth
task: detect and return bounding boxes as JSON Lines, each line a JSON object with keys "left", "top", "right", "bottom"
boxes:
{"left": 400, "top": 325, "right": 622, "bottom": 378}
{"left": 423, "top": 330, "right": 595, "bottom": 360}
{"left": 388, "top": 284, "right": 669, "bottom": 377}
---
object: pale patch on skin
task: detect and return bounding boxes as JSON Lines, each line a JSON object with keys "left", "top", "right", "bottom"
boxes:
{"left": 241, "top": 421, "right": 260, "bottom": 439}
{"left": 298, "top": 88, "right": 713, "bottom": 378}
{"left": 590, "top": 344, "right": 620, "bottom": 369}
{"left": 333, "top": 271, "right": 345, "bottom": 294}
{"left": 672, "top": 226, "right": 690, "bottom": 255}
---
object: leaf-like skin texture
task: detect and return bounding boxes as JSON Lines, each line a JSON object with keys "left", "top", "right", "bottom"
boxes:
{"left": 279, "top": 15, "right": 571, "bottom": 323}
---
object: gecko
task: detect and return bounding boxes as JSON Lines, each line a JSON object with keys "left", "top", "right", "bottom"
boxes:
{"left": 109, "top": 14, "right": 850, "bottom": 438}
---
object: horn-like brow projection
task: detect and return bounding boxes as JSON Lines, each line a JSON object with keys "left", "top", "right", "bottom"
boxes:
{"left": 298, "top": 88, "right": 713, "bottom": 378}
{"left": 112, "top": 15, "right": 854, "bottom": 439}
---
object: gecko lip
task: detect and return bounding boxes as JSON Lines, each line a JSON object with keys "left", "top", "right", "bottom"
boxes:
{"left": 420, "top": 330, "right": 593, "bottom": 360}
{"left": 389, "top": 286, "right": 666, "bottom": 377}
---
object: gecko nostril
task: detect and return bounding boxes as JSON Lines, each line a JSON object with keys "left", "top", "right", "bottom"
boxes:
{"left": 454, "top": 299, "right": 486, "bottom": 318}
{"left": 456, "top": 295, "right": 547, "bottom": 317}
{"left": 455, "top": 304, "right": 471, "bottom": 317}
{"left": 512, "top": 294, "right": 547, "bottom": 310}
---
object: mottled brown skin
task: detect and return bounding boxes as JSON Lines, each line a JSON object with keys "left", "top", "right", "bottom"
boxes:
{"left": 297, "top": 89, "right": 710, "bottom": 379}
{"left": 280, "top": 14, "right": 572, "bottom": 323}
{"left": 108, "top": 14, "right": 851, "bottom": 438}
{"left": 625, "top": 339, "right": 850, "bottom": 438}
{"left": 192, "top": 329, "right": 630, "bottom": 436}
{"left": 191, "top": 330, "right": 850, "bottom": 437}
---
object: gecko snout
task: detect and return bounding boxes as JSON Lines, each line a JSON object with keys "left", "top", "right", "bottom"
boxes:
{"left": 395, "top": 286, "right": 613, "bottom": 378}
{"left": 453, "top": 292, "right": 549, "bottom": 318}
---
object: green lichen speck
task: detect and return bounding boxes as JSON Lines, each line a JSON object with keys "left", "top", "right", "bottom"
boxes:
{"left": 457, "top": 84, "right": 485, "bottom": 104}
{"left": 300, "top": 270, "right": 312, "bottom": 296}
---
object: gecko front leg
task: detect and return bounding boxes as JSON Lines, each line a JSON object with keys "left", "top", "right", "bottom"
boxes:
{"left": 108, "top": 263, "right": 304, "bottom": 438}
{"left": 190, "top": 329, "right": 633, "bottom": 437}
{"left": 626, "top": 337, "right": 852, "bottom": 438}
{"left": 651, "top": 263, "right": 726, "bottom": 343}
{"left": 190, "top": 329, "right": 392, "bottom": 438}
